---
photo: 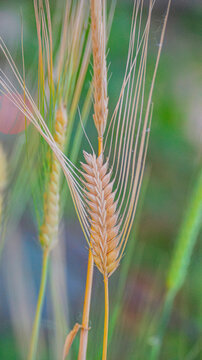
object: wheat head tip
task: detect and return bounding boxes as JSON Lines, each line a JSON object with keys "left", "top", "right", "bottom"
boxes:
{"left": 91, "top": 0, "right": 108, "bottom": 137}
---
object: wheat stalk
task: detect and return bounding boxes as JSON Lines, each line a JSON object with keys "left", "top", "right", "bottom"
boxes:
{"left": 78, "top": 1, "right": 108, "bottom": 358}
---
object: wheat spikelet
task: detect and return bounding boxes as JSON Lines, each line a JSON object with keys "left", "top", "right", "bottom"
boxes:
{"left": 0, "top": 144, "right": 7, "bottom": 226}
{"left": 81, "top": 152, "right": 120, "bottom": 277}
{"left": 91, "top": 0, "right": 108, "bottom": 137}
{"left": 39, "top": 105, "right": 67, "bottom": 249}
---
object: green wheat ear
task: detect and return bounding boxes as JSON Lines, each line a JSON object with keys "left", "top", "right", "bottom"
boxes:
{"left": 39, "top": 105, "right": 67, "bottom": 250}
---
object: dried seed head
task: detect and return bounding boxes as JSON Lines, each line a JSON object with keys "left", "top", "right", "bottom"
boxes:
{"left": 91, "top": 0, "right": 108, "bottom": 137}
{"left": 81, "top": 152, "right": 120, "bottom": 277}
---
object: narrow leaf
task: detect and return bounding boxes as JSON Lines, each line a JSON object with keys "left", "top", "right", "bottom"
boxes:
{"left": 62, "top": 323, "right": 82, "bottom": 360}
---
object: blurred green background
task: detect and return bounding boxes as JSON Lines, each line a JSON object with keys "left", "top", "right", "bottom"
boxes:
{"left": 0, "top": 0, "right": 201, "bottom": 359}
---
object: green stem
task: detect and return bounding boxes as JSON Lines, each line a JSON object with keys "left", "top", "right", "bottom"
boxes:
{"left": 28, "top": 248, "right": 50, "bottom": 360}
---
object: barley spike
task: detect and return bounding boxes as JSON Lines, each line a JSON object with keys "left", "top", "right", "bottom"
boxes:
{"left": 81, "top": 152, "right": 120, "bottom": 277}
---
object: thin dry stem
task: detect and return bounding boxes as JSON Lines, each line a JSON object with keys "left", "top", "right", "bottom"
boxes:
{"left": 102, "top": 275, "right": 109, "bottom": 360}
{"left": 77, "top": 249, "right": 94, "bottom": 360}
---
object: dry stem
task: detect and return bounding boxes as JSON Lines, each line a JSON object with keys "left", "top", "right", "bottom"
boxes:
{"left": 102, "top": 275, "right": 109, "bottom": 360}
{"left": 77, "top": 249, "right": 94, "bottom": 360}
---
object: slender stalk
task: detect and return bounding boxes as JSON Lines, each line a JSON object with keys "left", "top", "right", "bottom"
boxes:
{"left": 28, "top": 248, "right": 49, "bottom": 360}
{"left": 78, "top": 1, "right": 107, "bottom": 356}
{"left": 78, "top": 137, "right": 103, "bottom": 360}
{"left": 102, "top": 275, "right": 109, "bottom": 360}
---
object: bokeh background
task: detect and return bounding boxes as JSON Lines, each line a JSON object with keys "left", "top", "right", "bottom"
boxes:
{"left": 0, "top": 0, "right": 202, "bottom": 359}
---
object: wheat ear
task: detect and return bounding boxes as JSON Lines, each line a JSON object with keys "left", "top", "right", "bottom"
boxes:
{"left": 39, "top": 105, "right": 67, "bottom": 249}
{"left": 81, "top": 152, "right": 120, "bottom": 277}
{"left": 0, "top": 144, "right": 7, "bottom": 228}
{"left": 28, "top": 105, "right": 67, "bottom": 360}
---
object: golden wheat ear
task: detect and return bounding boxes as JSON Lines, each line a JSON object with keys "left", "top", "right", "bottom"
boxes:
{"left": 81, "top": 152, "right": 120, "bottom": 277}
{"left": 75, "top": 0, "right": 170, "bottom": 280}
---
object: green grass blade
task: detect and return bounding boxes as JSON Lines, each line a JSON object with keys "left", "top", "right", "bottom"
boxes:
{"left": 167, "top": 167, "right": 202, "bottom": 293}
{"left": 150, "top": 167, "right": 202, "bottom": 360}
